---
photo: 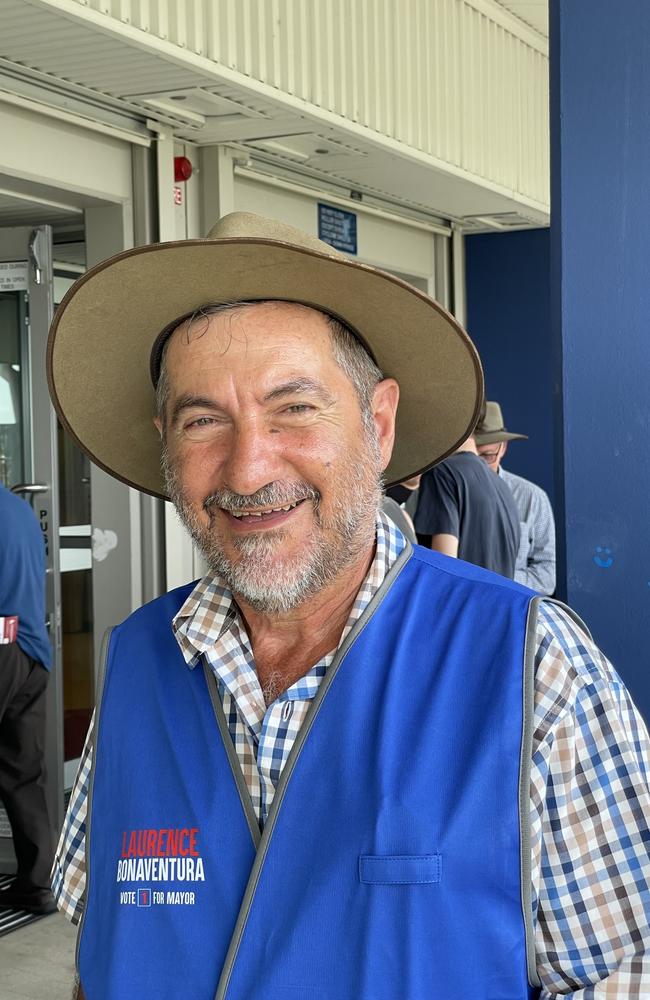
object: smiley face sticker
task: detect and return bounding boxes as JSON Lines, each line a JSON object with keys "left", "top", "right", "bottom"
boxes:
{"left": 593, "top": 546, "right": 614, "bottom": 568}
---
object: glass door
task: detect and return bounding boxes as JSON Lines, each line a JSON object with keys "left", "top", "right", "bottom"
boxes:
{"left": 0, "top": 226, "right": 63, "bottom": 871}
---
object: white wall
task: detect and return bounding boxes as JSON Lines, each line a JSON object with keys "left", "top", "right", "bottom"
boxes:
{"left": 234, "top": 174, "right": 437, "bottom": 284}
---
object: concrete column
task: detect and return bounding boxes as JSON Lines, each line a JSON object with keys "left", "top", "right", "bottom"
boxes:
{"left": 450, "top": 227, "right": 466, "bottom": 328}
{"left": 85, "top": 203, "right": 139, "bottom": 679}
{"left": 199, "top": 146, "right": 236, "bottom": 236}
{"left": 550, "top": 0, "right": 650, "bottom": 718}
{"left": 132, "top": 145, "right": 167, "bottom": 606}
{"left": 161, "top": 144, "right": 237, "bottom": 590}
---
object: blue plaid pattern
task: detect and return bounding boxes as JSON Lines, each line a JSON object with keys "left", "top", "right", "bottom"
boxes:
{"left": 531, "top": 602, "right": 650, "bottom": 996}
{"left": 52, "top": 522, "right": 650, "bottom": 994}
{"left": 50, "top": 723, "right": 92, "bottom": 922}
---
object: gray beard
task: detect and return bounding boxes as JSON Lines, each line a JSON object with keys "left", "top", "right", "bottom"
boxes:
{"left": 162, "top": 437, "right": 383, "bottom": 614}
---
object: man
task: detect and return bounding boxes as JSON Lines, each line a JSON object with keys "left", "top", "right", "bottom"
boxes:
{"left": 414, "top": 434, "right": 521, "bottom": 577}
{"left": 475, "top": 401, "right": 556, "bottom": 595}
{"left": 48, "top": 213, "right": 650, "bottom": 998}
{"left": 0, "top": 485, "right": 55, "bottom": 915}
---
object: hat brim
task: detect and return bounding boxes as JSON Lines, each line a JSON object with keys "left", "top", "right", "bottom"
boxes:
{"left": 473, "top": 430, "right": 528, "bottom": 445}
{"left": 47, "top": 237, "right": 483, "bottom": 499}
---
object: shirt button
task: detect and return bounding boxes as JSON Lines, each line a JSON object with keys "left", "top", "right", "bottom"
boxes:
{"left": 282, "top": 701, "right": 292, "bottom": 721}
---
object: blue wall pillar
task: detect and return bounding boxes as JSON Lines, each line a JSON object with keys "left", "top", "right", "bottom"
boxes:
{"left": 551, "top": 0, "right": 650, "bottom": 719}
{"left": 465, "top": 229, "right": 554, "bottom": 507}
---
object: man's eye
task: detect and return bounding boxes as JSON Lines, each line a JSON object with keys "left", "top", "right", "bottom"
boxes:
{"left": 186, "top": 416, "right": 216, "bottom": 429}
{"left": 284, "top": 404, "right": 313, "bottom": 414}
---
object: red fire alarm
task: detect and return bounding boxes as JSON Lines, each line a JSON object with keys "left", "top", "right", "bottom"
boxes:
{"left": 174, "top": 156, "right": 193, "bottom": 183}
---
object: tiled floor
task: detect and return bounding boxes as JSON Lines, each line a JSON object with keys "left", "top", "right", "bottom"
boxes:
{"left": 0, "top": 912, "right": 77, "bottom": 1000}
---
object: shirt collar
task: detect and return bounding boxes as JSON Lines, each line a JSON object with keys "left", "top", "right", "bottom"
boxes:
{"left": 173, "top": 510, "right": 406, "bottom": 668}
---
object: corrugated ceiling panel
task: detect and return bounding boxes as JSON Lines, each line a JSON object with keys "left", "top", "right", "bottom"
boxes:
{"left": 5, "top": 0, "right": 548, "bottom": 207}
{"left": 0, "top": 1, "right": 210, "bottom": 95}
{"left": 494, "top": 0, "right": 548, "bottom": 38}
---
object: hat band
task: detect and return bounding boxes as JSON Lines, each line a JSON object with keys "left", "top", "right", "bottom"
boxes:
{"left": 477, "top": 425, "right": 508, "bottom": 435}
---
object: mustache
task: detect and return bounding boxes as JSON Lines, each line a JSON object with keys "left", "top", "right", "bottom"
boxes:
{"left": 203, "top": 481, "right": 320, "bottom": 513}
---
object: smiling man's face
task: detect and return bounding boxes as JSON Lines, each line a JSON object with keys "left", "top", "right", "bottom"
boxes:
{"left": 155, "top": 301, "right": 398, "bottom": 613}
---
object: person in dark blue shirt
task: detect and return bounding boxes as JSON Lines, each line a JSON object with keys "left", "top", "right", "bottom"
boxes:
{"left": 0, "top": 484, "right": 55, "bottom": 914}
{"left": 414, "top": 437, "right": 520, "bottom": 579}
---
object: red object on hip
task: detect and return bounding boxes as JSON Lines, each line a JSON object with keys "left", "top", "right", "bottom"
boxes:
{"left": 0, "top": 615, "right": 18, "bottom": 643}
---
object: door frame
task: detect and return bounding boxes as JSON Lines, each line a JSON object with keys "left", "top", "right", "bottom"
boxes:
{"left": 0, "top": 225, "right": 63, "bottom": 870}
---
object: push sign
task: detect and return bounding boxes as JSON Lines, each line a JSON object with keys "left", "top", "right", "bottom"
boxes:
{"left": 318, "top": 204, "right": 357, "bottom": 255}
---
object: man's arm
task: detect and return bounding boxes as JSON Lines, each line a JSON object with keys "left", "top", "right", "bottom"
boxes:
{"left": 515, "top": 490, "right": 556, "bottom": 595}
{"left": 532, "top": 603, "right": 650, "bottom": 995}
{"left": 413, "top": 463, "right": 460, "bottom": 547}
{"left": 429, "top": 533, "right": 459, "bottom": 558}
{"left": 52, "top": 714, "right": 93, "bottom": 922}
{"left": 57, "top": 728, "right": 94, "bottom": 1000}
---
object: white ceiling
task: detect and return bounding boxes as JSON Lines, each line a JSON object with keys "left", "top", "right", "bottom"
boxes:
{"left": 494, "top": 0, "right": 548, "bottom": 38}
{"left": 0, "top": 0, "right": 550, "bottom": 229}
{"left": 0, "top": 172, "right": 84, "bottom": 228}
{"left": 0, "top": 191, "right": 78, "bottom": 227}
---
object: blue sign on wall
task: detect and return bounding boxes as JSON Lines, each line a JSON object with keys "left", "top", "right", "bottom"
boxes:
{"left": 318, "top": 203, "right": 357, "bottom": 254}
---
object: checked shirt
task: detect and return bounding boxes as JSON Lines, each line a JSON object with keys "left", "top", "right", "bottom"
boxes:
{"left": 52, "top": 514, "right": 650, "bottom": 997}
{"left": 499, "top": 466, "right": 556, "bottom": 596}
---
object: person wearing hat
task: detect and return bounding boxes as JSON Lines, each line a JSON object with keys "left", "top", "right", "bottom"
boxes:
{"left": 48, "top": 214, "right": 650, "bottom": 998}
{"left": 475, "top": 402, "right": 556, "bottom": 596}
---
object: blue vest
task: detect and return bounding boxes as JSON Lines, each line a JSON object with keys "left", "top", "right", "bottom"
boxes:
{"left": 79, "top": 546, "right": 540, "bottom": 999}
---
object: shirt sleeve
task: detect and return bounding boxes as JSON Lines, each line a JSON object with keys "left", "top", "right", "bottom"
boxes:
{"left": 531, "top": 603, "right": 650, "bottom": 997}
{"left": 515, "top": 489, "right": 556, "bottom": 595}
{"left": 413, "top": 464, "right": 460, "bottom": 538}
{"left": 51, "top": 712, "right": 94, "bottom": 924}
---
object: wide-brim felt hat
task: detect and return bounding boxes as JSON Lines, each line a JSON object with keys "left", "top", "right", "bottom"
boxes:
{"left": 473, "top": 400, "right": 527, "bottom": 445}
{"left": 47, "top": 212, "right": 484, "bottom": 499}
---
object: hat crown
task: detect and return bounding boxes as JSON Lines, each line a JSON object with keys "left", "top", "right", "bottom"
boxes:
{"left": 473, "top": 400, "right": 527, "bottom": 444}
{"left": 206, "top": 211, "right": 344, "bottom": 260}
{"left": 477, "top": 400, "right": 506, "bottom": 435}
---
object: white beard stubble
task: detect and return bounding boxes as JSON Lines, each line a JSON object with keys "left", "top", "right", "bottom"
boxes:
{"left": 162, "top": 432, "right": 384, "bottom": 615}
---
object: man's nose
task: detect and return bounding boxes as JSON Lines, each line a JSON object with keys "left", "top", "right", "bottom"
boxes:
{"left": 219, "top": 420, "right": 285, "bottom": 496}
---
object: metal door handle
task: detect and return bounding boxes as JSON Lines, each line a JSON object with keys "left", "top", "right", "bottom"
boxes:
{"left": 28, "top": 229, "right": 44, "bottom": 285}
{"left": 10, "top": 483, "right": 49, "bottom": 496}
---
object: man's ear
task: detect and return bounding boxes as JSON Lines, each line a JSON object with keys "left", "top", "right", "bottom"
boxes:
{"left": 153, "top": 416, "right": 163, "bottom": 439}
{"left": 501, "top": 441, "right": 508, "bottom": 460}
{"left": 371, "top": 378, "right": 400, "bottom": 471}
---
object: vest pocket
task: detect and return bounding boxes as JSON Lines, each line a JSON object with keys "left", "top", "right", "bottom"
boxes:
{"left": 358, "top": 853, "right": 442, "bottom": 884}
